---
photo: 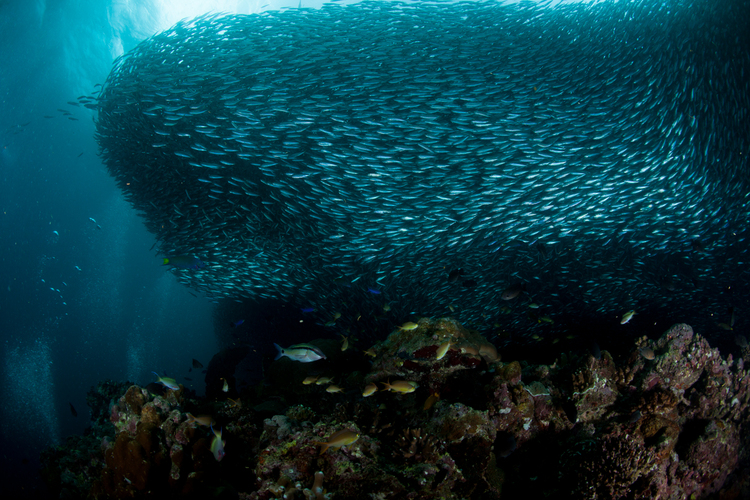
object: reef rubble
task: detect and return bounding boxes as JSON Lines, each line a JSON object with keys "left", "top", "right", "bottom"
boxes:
{"left": 41, "top": 321, "right": 750, "bottom": 499}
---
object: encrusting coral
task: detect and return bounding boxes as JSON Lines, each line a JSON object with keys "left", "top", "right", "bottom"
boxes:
{"left": 41, "top": 322, "right": 750, "bottom": 499}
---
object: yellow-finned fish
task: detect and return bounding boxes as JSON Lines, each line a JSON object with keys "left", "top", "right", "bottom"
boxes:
{"left": 152, "top": 372, "right": 179, "bottom": 390}
{"left": 423, "top": 392, "right": 440, "bottom": 410}
{"left": 620, "top": 310, "right": 637, "bottom": 324}
{"left": 363, "top": 348, "right": 376, "bottom": 357}
{"left": 326, "top": 384, "right": 344, "bottom": 393}
{"left": 362, "top": 383, "right": 378, "bottom": 397}
{"left": 381, "top": 379, "right": 418, "bottom": 393}
{"left": 221, "top": 377, "right": 229, "bottom": 392}
{"left": 435, "top": 340, "right": 452, "bottom": 360}
{"left": 340, "top": 334, "right": 349, "bottom": 351}
{"left": 316, "top": 376, "right": 334, "bottom": 385}
{"left": 302, "top": 376, "right": 319, "bottom": 385}
{"left": 314, "top": 429, "right": 360, "bottom": 454}
{"left": 210, "top": 425, "right": 226, "bottom": 461}
{"left": 397, "top": 321, "right": 419, "bottom": 331}
{"left": 186, "top": 413, "right": 214, "bottom": 427}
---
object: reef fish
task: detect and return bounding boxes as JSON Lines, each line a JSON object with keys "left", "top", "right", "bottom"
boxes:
{"left": 397, "top": 322, "right": 419, "bottom": 331}
{"left": 315, "top": 429, "right": 360, "bottom": 454}
{"left": 639, "top": 347, "right": 655, "bottom": 360}
{"left": 435, "top": 340, "right": 452, "bottom": 361}
{"left": 621, "top": 310, "right": 637, "bottom": 324}
{"left": 152, "top": 372, "right": 179, "bottom": 390}
{"left": 274, "top": 343, "right": 326, "bottom": 363}
{"left": 362, "top": 383, "right": 378, "bottom": 397}
{"left": 210, "top": 425, "right": 226, "bottom": 461}
{"left": 382, "top": 380, "right": 419, "bottom": 394}
{"left": 186, "top": 413, "right": 214, "bottom": 427}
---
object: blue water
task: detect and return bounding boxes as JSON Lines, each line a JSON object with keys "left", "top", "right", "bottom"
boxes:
{"left": 0, "top": 0, "right": 287, "bottom": 493}
{"left": 1, "top": 0, "right": 747, "bottom": 496}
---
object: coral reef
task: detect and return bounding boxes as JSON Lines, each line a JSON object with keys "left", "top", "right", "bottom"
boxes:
{"left": 42, "top": 322, "right": 750, "bottom": 499}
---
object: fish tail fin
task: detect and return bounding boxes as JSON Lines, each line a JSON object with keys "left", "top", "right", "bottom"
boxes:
{"left": 314, "top": 442, "right": 329, "bottom": 454}
{"left": 151, "top": 371, "right": 160, "bottom": 379}
{"left": 274, "top": 343, "right": 283, "bottom": 360}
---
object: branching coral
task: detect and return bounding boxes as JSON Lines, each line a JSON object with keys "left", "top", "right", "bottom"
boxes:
{"left": 393, "top": 428, "right": 442, "bottom": 463}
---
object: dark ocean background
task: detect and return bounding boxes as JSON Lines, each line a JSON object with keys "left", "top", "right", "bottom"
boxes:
{"left": 1, "top": 0, "right": 748, "bottom": 497}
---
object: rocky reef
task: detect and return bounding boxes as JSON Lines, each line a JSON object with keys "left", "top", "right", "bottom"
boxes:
{"left": 41, "top": 320, "right": 750, "bottom": 499}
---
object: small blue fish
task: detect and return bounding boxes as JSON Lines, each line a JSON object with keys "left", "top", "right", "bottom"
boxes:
{"left": 230, "top": 319, "right": 244, "bottom": 327}
{"left": 367, "top": 288, "right": 381, "bottom": 294}
{"left": 300, "top": 307, "right": 316, "bottom": 313}
{"left": 52, "top": 230, "right": 59, "bottom": 236}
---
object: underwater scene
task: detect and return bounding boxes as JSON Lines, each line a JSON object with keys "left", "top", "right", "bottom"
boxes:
{"left": 1, "top": 0, "right": 749, "bottom": 498}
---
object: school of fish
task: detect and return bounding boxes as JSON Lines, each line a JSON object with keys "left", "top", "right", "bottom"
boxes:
{"left": 94, "top": 0, "right": 750, "bottom": 342}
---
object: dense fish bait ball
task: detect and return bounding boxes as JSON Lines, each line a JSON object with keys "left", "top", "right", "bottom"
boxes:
{"left": 96, "top": 0, "right": 750, "bottom": 341}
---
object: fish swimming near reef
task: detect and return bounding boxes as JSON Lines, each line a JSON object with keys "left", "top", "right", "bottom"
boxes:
{"left": 423, "top": 392, "right": 440, "bottom": 410}
{"left": 397, "top": 322, "right": 419, "bottom": 331}
{"left": 274, "top": 343, "right": 326, "bottom": 363}
{"left": 362, "top": 383, "right": 378, "bottom": 397}
{"left": 435, "top": 340, "right": 452, "bottom": 361}
{"left": 381, "top": 379, "right": 418, "bottom": 394}
{"left": 186, "top": 413, "right": 214, "bottom": 427}
{"left": 621, "top": 310, "right": 637, "bottom": 324}
{"left": 192, "top": 359, "right": 203, "bottom": 369}
{"left": 314, "top": 429, "right": 359, "bottom": 454}
{"left": 210, "top": 425, "right": 226, "bottom": 461}
{"left": 69, "top": 402, "right": 77, "bottom": 417}
{"left": 152, "top": 372, "right": 180, "bottom": 390}
{"left": 639, "top": 347, "right": 655, "bottom": 360}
